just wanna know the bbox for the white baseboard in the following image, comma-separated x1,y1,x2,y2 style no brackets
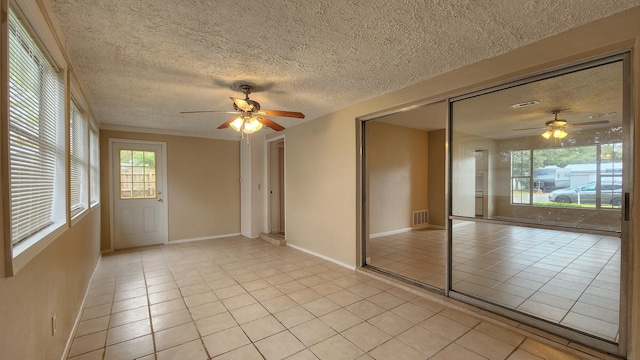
61,255,102,360
369,227,412,239
168,233,242,244
286,243,356,271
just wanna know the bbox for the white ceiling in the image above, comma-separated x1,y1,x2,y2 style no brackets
47,1,640,140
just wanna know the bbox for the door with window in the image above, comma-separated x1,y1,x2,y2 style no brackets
111,141,166,249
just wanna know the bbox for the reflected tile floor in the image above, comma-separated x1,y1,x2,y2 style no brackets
369,223,621,342
68,236,615,360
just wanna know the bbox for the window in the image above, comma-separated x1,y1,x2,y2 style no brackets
510,150,531,204
70,100,88,217
510,144,622,208
8,9,65,247
90,126,100,206
119,150,156,199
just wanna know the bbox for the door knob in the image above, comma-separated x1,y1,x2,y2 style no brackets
157,198,163,202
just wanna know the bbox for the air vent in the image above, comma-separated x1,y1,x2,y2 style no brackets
509,100,540,109
412,210,429,227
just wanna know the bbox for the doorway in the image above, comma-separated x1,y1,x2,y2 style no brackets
268,138,285,235
110,139,167,250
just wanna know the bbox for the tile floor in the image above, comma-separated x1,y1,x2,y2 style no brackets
368,221,621,342
66,235,617,360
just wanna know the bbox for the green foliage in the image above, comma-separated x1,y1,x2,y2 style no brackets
532,144,623,169
533,146,596,168
120,150,155,168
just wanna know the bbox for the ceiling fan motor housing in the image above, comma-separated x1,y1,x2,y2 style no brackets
233,99,260,112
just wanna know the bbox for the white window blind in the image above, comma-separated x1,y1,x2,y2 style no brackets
90,127,100,205
8,9,65,245
70,100,88,216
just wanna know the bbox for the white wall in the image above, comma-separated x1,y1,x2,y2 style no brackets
240,135,266,238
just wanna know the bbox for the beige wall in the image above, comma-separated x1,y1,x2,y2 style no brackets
428,129,446,227
0,209,101,360
281,8,640,356
100,130,240,250
366,122,429,235
279,113,357,267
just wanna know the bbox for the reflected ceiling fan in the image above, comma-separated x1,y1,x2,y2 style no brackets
181,84,305,136
513,110,610,139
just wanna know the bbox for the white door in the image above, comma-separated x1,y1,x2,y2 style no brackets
111,141,166,249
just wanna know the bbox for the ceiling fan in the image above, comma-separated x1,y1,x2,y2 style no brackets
513,110,610,139
181,84,305,135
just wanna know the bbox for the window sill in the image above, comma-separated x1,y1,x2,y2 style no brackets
71,207,89,226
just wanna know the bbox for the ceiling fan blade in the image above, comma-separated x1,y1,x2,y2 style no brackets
257,116,285,131
256,110,305,119
512,126,544,131
217,116,240,129
567,120,610,127
180,110,239,114
231,97,254,112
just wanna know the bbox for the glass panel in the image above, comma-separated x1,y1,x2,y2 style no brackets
511,150,531,204
119,149,157,199
364,101,448,290
450,60,623,343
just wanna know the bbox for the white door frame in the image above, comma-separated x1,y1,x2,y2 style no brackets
108,138,169,251
265,135,285,234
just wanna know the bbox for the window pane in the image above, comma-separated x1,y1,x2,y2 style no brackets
512,150,530,177
89,128,100,205
119,149,156,199
70,100,88,216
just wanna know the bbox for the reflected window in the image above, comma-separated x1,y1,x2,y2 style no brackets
511,150,531,204
510,144,622,208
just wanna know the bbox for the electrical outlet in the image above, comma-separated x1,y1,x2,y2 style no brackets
51,314,57,336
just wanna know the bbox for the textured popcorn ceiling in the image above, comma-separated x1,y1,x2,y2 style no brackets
47,0,640,140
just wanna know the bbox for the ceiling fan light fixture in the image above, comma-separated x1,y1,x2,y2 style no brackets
553,129,568,139
229,117,244,132
540,110,569,139
243,117,263,133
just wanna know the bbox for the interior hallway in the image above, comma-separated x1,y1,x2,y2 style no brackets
66,236,615,360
